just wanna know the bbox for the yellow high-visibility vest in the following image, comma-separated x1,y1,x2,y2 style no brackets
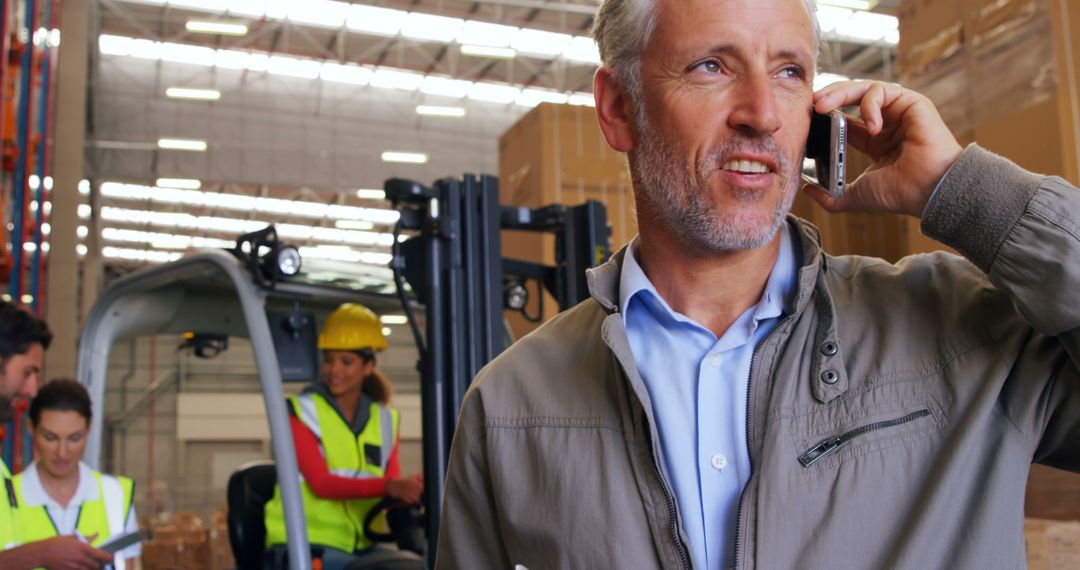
0,460,17,549
265,392,399,553
12,469,134,545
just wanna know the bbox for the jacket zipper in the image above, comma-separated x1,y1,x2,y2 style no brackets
732,315,794,570
642,414,692,570
797,409,931,468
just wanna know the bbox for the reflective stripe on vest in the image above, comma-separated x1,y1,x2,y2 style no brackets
12,470,134,563
264,392,400,553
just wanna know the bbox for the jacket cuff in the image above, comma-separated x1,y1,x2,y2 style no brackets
920,144,1045,273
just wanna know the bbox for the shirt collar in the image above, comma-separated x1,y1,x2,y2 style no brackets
20,461,99,507
619,222,798,326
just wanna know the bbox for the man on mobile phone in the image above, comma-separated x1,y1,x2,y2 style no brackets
437,0,1080,568
0,301,113,570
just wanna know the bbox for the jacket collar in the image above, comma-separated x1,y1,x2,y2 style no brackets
587,216,849,403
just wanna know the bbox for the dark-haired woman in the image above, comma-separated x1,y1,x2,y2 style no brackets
12,378,138,570
264,304,423,569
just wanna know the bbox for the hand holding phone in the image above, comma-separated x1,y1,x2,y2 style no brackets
803,110,847,199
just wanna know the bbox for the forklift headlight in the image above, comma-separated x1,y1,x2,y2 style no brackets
273,246,302,277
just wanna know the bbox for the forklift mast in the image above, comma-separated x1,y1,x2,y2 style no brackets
386,174,611,562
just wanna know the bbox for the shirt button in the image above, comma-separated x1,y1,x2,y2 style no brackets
710,454,728,471
708,353,723,367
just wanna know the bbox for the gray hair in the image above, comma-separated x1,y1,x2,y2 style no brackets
592,0,821,104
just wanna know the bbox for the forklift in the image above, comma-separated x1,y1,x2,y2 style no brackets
78,174,610,569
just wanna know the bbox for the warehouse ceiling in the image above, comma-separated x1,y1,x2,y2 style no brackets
86,0,902,278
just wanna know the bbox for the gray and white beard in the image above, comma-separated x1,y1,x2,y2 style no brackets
629,107,799,254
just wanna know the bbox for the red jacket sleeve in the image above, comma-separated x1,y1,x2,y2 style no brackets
290,414,401,500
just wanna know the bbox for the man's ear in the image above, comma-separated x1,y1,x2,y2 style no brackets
594,67,636,153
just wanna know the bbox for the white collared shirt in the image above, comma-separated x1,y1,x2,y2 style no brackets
19,461,141,559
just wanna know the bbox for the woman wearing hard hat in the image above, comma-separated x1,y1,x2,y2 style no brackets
264,303,424,569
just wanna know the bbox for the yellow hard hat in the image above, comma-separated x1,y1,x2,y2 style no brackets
317,303,388,352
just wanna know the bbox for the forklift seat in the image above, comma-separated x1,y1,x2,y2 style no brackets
227,460,278,570
227,460,426,568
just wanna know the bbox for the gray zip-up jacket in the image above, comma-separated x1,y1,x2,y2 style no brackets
437,145,1080,569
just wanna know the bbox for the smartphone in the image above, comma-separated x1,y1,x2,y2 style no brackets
98,530,145,554
803,110,847,199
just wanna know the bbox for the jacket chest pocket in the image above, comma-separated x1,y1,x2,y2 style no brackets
790,396,943,473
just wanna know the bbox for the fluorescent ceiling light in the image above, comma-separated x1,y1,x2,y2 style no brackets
460,45,517,59
382,327,392,336
102,227,234,250
185,20,248,36
816,6,853,33
381,151,428,164
561,36,601,65
99,34,133,56
457,21,518,47
130,39,162,60
335,220,375,230
157,138,208,151
223,0,264,17
166,87,221,100
76,244,88,256
171,0,219,10
401,13,463,42
268,55,321,79
102,246,183,263
299,246,392,266
100,182,400,225
380,315,408,325
416,105,466,118
420,76,473,98
814,73,851,91
245,53,270,72
320,62,372,85
160,42,216,66
370,68,424,91
99,205,398,247
214,49,251,69
834,11,899,44
77,226,89,238
516,89,568,108
287,0,348,28
346,5,404,37
817,0,876,9
512,29,572,57
155,178,202,189
468,82,520,104
356,189,386,200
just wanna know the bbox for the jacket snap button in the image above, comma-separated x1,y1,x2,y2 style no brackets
820,341,838,356
821,370,839,384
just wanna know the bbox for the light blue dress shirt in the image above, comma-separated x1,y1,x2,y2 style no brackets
619,222,798,570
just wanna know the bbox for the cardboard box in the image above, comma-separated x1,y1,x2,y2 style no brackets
898,0,1080,184
499,103,635,338
143,512,217,569
1026,518,1080,570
